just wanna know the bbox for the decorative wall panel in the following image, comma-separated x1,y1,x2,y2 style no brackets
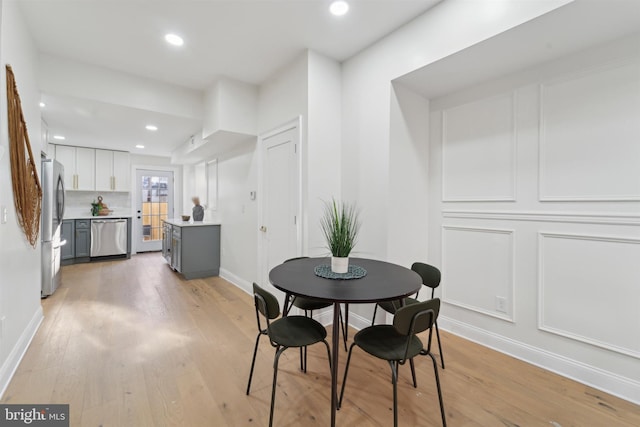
539,61,640,201
442,93,516,201
539,232,640,358
442,226,515,321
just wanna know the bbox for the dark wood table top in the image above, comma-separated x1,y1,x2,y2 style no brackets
269,257,421,303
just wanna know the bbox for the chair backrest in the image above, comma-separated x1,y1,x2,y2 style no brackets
393,298,440,336
253,283,280,320
411,262,441,290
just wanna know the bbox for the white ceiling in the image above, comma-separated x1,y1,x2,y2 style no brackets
22,0,442,156
396,1,640,99
41,93,201,156
21,0,442,90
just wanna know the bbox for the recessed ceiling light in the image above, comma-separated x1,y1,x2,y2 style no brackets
145,124,158,131
164,33,184,46
53,135,65,140
39,102,46,108
330,0,349,16
136,144,145,149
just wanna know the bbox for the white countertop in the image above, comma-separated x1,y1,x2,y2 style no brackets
163,218,221,227
64,214,133,220
64,210,133,220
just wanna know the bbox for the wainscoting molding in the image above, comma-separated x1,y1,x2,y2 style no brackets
441,226,515,322
442,210,640,226
441,92,517,202
0,307,43,399
538,232,640,359
538,58,640,202
439,315,640,405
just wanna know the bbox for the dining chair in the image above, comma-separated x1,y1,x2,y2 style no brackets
371,262,445,369
340,298,446,427
246,283,332,427
283,257,348,372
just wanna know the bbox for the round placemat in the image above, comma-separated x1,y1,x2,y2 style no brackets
314,264,367,280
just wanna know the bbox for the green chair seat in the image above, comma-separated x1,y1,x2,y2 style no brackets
293,296,332,311
354,325,424,361
269,315,328,348
377,297,419,315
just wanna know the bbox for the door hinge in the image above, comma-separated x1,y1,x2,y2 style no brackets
294,216,297,225
294,143,297,154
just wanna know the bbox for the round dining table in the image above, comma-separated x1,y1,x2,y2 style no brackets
269,257,422,427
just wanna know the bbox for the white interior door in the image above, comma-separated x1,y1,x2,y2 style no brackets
260,122,301,289
135,169,174,252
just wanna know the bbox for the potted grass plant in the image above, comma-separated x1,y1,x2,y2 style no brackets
320,199,360,273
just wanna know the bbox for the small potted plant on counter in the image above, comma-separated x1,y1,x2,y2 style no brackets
320,198,360,273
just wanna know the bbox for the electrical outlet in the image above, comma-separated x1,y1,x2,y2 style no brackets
1,206,7,224
495,296,508,313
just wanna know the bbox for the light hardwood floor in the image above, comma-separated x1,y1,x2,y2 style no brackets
2,253,639,426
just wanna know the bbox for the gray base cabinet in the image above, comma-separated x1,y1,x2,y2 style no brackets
60,217,131,264
61,220,75,264
162,221,220,280
75,219,91,260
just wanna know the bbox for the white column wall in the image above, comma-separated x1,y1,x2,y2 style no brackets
342,0,572,325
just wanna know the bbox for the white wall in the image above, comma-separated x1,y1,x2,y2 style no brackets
0,0,44,397
387,83,430,267
193,51,342,294
306,51,342,256
258,52,308,134
202,78,257,137
426,34,640,403
341,0,572,326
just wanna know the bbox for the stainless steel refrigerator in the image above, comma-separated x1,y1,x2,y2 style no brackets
41,158,66,297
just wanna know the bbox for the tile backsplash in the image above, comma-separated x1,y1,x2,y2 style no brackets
64,191,132,218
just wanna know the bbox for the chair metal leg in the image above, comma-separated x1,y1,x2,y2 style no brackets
428,352,447,427
338,342,357,409
409,358,417,388
246,332,262,395
435,321,445,369
304,346,308,373
269,346,287,427
299,347,305,372
322,340,333,372
389,361,399,427
371,304,378,326
339,306,348,351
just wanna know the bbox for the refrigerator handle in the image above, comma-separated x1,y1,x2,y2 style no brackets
57,174,66,222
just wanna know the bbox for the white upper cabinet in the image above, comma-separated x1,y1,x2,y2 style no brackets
112,151,130,191
55,145,95,191
55,145,129,192
95,149,113,191
95,149,130,192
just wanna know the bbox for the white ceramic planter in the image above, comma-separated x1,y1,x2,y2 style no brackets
331,256,349,274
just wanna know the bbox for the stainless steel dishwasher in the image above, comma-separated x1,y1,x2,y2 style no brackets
91,219,128,257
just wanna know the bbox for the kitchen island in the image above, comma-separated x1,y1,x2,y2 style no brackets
162,219,221,279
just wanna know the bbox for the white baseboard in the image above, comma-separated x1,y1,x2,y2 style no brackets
219,268,253,296
0,307,44,399
439,316,640,405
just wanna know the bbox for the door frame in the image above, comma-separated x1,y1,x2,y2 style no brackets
257,117,303,285
130,164,182,254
